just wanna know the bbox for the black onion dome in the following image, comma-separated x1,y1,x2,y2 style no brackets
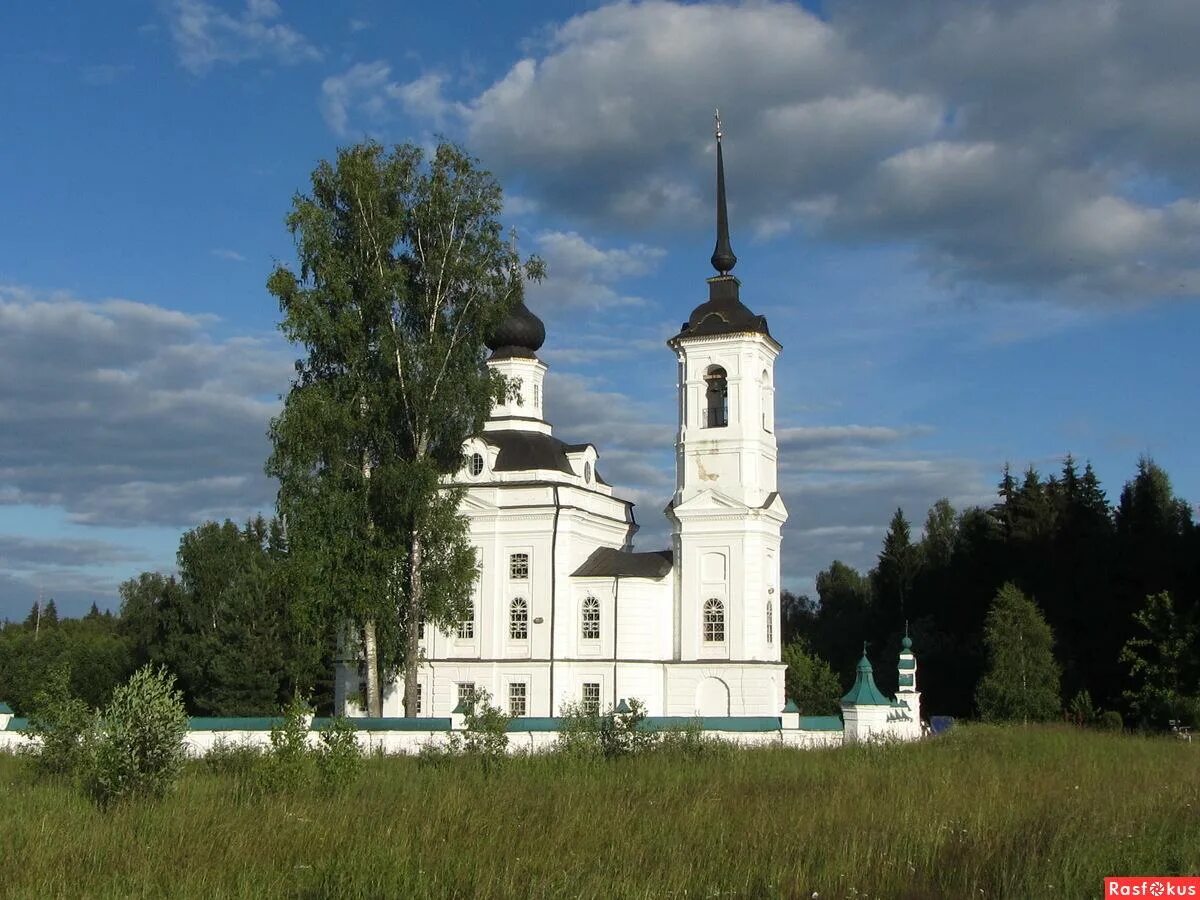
486,300,545,358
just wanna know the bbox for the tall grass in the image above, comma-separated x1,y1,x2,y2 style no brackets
1,725,1196,898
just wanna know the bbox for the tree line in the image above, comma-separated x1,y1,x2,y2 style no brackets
782,454,1200,728
0,517,331,717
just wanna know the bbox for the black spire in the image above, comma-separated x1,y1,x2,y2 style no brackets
710,109,737,276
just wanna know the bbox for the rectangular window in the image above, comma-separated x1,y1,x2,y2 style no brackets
457,682,476,712
508,682,527,717
509,552,529,580
457,600,475,639
582,682,601,716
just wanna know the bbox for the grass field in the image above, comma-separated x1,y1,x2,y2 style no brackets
1,725,1197,899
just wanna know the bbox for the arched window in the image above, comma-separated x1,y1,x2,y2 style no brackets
703,365,728,428
469,452,485,476
766,601,773,644
581,595,601,641
703,598,725,643
457,599,475,639
510,597,528,640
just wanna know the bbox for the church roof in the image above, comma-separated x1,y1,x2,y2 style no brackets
674,276,773,342
840,649,892,707
486,299,545,358
480,430,603,481
572,547,673,579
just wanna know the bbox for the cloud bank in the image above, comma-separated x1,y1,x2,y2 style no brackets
324,0,1200,303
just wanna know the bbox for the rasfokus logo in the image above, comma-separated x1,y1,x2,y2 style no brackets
1105,877,1200,897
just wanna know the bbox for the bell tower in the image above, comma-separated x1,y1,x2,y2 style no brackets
666,112,787,679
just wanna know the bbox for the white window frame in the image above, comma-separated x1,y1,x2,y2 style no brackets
509,552,530,581
457,598,475,640
581,681,601,716
457,681,476,712
703,598,725,644
581,594,601,642
510,596,529,641
508,681,528,717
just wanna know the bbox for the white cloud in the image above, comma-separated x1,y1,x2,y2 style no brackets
353,0,1200,303
0,284,289,528
211,248,246,262
320,62,455,137
526,231,665,312
168,0,320,75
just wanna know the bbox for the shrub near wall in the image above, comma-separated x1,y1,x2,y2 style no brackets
83,666,188,807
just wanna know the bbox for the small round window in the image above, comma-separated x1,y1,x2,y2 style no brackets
470,452,485,476
584,462,592,483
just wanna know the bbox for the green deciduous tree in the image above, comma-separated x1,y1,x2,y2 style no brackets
267,140,541,716
810,560,875,683
1119,591,1199,728
976,583,1061,722
781,639,842,716
920,498,957,571
115,518,319,716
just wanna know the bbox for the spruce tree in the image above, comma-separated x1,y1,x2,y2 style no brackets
874,507,919,629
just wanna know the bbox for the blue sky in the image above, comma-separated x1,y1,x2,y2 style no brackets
2,0,1198,618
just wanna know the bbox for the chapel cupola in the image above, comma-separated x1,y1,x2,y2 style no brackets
486,299,546,360
895,624,922,726
484,298,550,433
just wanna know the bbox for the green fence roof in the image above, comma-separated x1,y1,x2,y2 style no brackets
0,714,845,736
798,716,843,732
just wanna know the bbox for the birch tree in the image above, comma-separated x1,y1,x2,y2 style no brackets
267,141,541,716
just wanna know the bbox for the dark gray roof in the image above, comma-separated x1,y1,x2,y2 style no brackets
572,547,673,579
486,300,545,357
673,275,772,342
481,430,603,480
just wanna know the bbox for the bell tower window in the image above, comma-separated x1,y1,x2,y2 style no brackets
703,366,728,428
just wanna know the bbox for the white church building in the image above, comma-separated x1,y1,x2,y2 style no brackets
333,124,921,732
0,124,929,753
